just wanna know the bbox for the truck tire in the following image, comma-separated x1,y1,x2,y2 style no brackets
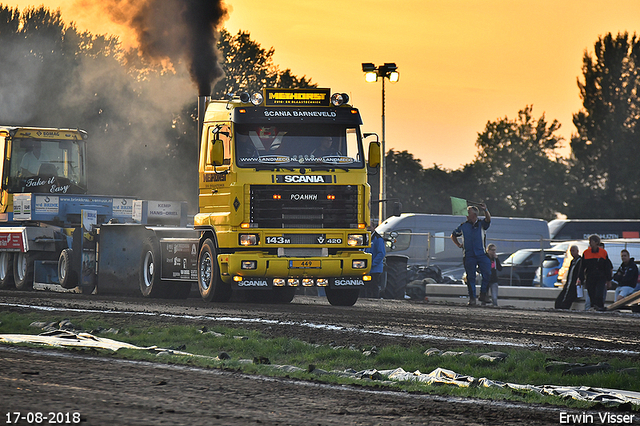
139,237,168,298
166,282,192,299
271,286,296,304
13,252,36,291
0,252,14,289
325,287,359,306
198,238,232,302
58,249,78,289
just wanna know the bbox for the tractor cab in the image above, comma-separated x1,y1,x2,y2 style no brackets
0,127,88,213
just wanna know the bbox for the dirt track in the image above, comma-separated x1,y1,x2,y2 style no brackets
1,290,639,425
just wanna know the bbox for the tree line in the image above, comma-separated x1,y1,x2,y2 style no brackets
386,32,640,221
1,6,638,220
0,5,313,208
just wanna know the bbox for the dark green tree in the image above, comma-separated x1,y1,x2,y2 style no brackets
385,150,427,213
212,29,315,99
471,106,568,220
569,32,640,218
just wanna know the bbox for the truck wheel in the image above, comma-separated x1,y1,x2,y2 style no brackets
13,252,35,291
198,238,231,302
325,287,360,306
167,282,192,299
0,252,14,289
271,286,296,304
58,249,78,289
139,237,168,298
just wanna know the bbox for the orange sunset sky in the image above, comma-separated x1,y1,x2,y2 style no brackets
9,0,640,169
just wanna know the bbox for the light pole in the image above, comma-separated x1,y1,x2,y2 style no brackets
362,62,399,223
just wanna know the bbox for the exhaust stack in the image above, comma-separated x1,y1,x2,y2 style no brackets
198,96,211,147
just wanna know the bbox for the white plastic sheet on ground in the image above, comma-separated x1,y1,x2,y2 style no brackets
0,330,150,351
0,330,215,360
2,332,639,407
378,367,640,406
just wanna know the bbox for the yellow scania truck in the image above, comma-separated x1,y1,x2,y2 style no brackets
195,88,380,306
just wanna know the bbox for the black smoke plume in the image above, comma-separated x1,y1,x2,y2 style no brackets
102,0,228,95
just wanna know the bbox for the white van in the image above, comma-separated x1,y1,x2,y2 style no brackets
376,213,550,275
549,219,640,241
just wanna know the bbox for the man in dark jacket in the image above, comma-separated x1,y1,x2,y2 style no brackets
485,244,502,306
613,249,639,302
555,245,582,309
579,235,612,311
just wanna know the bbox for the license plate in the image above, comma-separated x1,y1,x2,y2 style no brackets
290,260,321,268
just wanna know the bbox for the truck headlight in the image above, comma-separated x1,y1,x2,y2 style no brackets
331,93,349,106
352,260,367,269
241,260,257,270
251,92,264,105
239,234,259,246
347,234,365,246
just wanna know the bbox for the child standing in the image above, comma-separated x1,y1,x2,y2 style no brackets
485,244,502,306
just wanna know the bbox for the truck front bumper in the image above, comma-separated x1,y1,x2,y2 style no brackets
218,250,371,289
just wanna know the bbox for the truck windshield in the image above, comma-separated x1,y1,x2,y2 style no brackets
7,138,86,194
235,123,364,169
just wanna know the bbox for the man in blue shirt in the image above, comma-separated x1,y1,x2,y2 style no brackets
362,225,386,298
451,203,491,306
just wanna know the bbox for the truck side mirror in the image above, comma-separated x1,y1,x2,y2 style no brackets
368,141,381,168
208,139,224,166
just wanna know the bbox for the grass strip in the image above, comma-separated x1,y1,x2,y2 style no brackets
0,310,638,411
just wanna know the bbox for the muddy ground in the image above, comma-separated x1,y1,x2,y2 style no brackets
1,290,639,425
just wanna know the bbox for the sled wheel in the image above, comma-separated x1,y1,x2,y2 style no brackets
0,252,14,289
167,282,192,299
139,237,168,298
58,249,78,289
13,252,36,291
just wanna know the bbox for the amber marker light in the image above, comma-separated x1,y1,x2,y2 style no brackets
358,223,366,229
273,194,282,200
240,223,250,229
327,194,336,200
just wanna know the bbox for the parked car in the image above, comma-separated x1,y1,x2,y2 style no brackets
533,254,564,287
461,252,516,284
498,249,565,286
557,239,640,285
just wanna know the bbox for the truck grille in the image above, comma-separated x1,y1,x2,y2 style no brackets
250,185,359,229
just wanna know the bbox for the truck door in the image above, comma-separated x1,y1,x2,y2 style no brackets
201,124,232,218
